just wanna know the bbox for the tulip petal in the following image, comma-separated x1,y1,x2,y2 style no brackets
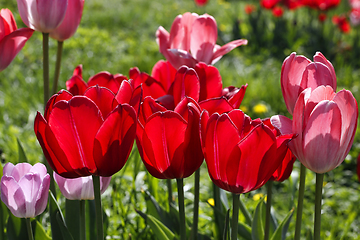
87,72,127,95
300,62,335,92
171,66,200,106
170,12,198,51
302,100,342,173
66,75,88,96
199,97,234,115
195,63,223,101
44,90,73,120
211,39,248,64
190,14,217,64
313,52,336,89
34,174,50,216
93,104,137,176
151,60,177,93
17,173,42,218
84,86,117,119
1,176,23,217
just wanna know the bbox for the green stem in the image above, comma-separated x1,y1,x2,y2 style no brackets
92,175,104,240
167,179,173,209
26,218,34,240
264,181,273,240
314,173,324,240
52,41,64,94
42,32,50,106
213,183,223,240
80,200,86,240
239,194,252,226
191,168,200,240
176,178,186,240
231,193,240,240
294,163,306,240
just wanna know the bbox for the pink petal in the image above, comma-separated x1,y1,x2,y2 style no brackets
169,12,198,51
18,173,42,217
300,62,336,91
34,174,50,216
313,52,336,89
0,9,17,38
190,14,217,64
211,39,248,64
270,115,293,135
1,176,23,217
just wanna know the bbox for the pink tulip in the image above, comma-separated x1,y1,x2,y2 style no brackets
53,172,111,200
0,9,34,72
50,0,84,41
156,12,248,69
271,86,358,173
281,52,336,115
17,0,68,33
1,162,50,218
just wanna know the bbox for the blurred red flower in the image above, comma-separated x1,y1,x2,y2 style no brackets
272,6,284,17
332,15,351,33
245,4,256,14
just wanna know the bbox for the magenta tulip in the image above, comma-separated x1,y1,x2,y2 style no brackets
17,0,68,33
1,163,50,218
156,12,248,69
50,0,85,41
281,52,337,115
0,9,34,72
271,86,358,173
53,172,111,200
34,86,137,178
200,109,294,194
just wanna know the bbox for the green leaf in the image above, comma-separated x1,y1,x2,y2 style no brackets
251,198,266,240
7,214,27,240
56,212,74,240
238,221,252,240
0,197,8,240
65,200,80,240
223,209,230,240
136,210,176,240
32,219,52,240
49,191,70,240
86,200,96,240
17,138,28,163
270,208,294,240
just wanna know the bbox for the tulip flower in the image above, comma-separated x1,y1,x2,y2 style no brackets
156,12,248,69
17,0,68,33
1,162,50,218
281,52,336,115
194,0,208,6
137,96,203,179
271,85,358,173
200,109,294,194
34,86,137,178
50,0,84,41
54,172,111,200
0,9,34,72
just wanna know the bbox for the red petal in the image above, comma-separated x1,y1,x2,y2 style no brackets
195,63,223,101
84,86,117,119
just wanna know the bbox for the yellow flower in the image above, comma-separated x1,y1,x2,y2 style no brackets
207,198,215,206
253,193,264,201
253,103,268,114
240,106,248,113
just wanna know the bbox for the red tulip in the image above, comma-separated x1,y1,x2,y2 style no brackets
17,0,68,33
194,0,208,6
156,12,248,69
281,52,336,115
261,0,281,9
200,109,294,194
332,15,351,33
50,0,85,41
272,6,284,17
0,9,34,72
136,96,203,179
350,9,360,26
302,0,340,10
34,86,137,178
245,4,256,14
271,86,358,173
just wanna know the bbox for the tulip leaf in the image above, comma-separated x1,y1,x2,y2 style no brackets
49,191,71,240
6,214,27,240
56,212,74,240
65,200,80,240
270,208,294,240
0,196,7,240
238,221,252,240
17,138,28,163
136,209,176,240
251,198,266,240
223,209,230,240
32,219,52,240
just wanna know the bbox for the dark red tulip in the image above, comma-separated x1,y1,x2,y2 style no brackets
200,109,294,194
34,86,137,178
136,96,203,179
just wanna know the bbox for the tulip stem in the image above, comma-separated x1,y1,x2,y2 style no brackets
231,193,240,240
176,178,186,240
213,183,223,240
80,200,86,240
26,218,34,240
239,195,252,226
294,164,306,240
52,41,64,95
264,181,273,240
92,175,104,240
42,32,50,106
191,168,200,240
314,173,324,240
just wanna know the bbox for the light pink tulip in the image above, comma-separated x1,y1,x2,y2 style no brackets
271,86,358,173
156,12,248,69
50,0,85,41
17,0,68,33
0,9,34,72
1,162,50,218
53,172,111,200
281,52,337,115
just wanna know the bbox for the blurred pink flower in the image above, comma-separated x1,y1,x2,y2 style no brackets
54,172,111,200
50,0,85,41
17,0,68,32
156,12,247,69
0,9,34,72
1,163,50,218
